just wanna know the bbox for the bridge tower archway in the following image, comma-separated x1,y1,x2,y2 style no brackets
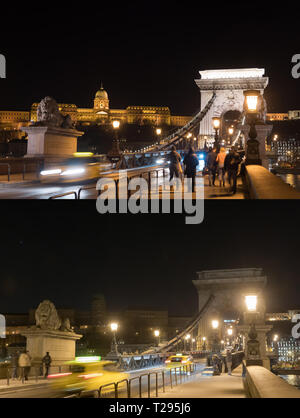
195,68,269,148
192,268,268,351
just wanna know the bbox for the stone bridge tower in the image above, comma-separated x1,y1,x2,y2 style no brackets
192,268,268,351
195,69,270,161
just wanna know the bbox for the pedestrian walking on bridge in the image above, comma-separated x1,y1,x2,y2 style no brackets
226,349,233,375
224,146,241,194
183,147,199,192
169,145,182,183
42,352,52,378
205,147,217,186
18,350,31,381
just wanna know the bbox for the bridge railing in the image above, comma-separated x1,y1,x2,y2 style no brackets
48,163,170,200
207,351,245,373
97,363,197,398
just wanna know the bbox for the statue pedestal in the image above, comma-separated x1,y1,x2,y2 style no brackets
21,328,82,367
239,124,273,169
237,324,273,370
21,126,83,158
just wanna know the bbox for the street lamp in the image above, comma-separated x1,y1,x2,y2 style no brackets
156,128,162,144
192,338,196,351
212,320,219,329
245,295,257,312
211,320,220,353
202,336,207,351
184,334,191,351
110,322,119,355
243,90,263,165
244,294,262,365
228,126,234,146
112,119,120,139
154,329,160,346
112,120,120,130
212,117,221,151
107,120,123,165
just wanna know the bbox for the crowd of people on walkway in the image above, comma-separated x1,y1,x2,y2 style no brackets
205,146,241,194
169,145,199,193
8,350,52,381
168,144,242,195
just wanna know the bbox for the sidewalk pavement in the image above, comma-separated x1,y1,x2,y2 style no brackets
202,174,245,199
159,364,246,398
0,376,48,393
0,172,39,187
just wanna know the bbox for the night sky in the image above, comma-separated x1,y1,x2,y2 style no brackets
1,3,300,113
0,201,299,316
0,5,299,317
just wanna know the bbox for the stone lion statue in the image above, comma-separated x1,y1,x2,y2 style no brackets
60,318,72,332
34,96,74,129
35,300,61,330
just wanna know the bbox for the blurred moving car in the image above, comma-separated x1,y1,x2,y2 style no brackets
40,153,112,183
164,353,193,372
48,356,129,396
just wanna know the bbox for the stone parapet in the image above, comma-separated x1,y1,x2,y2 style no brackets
245,165,300,199
244,364,300,398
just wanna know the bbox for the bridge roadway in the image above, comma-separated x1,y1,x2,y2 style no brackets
0,361,246,398
0,362,207,398
0,171,245,199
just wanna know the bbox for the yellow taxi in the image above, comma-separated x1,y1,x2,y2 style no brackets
164,354,193,372
40,153,112,183
47,356,129,396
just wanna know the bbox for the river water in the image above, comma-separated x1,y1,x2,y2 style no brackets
280,374,300,389
277,174,300,192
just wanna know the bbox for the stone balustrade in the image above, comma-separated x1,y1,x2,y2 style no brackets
244,364,300,398
244,165,300,199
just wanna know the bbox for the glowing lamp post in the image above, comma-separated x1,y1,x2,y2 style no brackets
154,329,160,346
212,117,221,151
211,320,220,354
107,120,122,164
112,119,120,130
228,127,234,146
192,338,196,351
227,328,234,346
110,322,119,355
156,128,162,145
112,120,120,141
184,334,191,352
245,295,257,312
243,90,263,165
244,294,262,365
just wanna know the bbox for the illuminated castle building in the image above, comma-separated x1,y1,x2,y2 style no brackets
29,85,192,127
0,85,192,144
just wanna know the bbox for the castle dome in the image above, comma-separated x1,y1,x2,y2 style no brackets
95,83,108,100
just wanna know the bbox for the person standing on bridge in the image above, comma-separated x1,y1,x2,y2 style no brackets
42,351,52,378
205,147,217,186
18,350,31,381
224,146,241,194
216,147,227,187
169,145,182,185
183,147,199,193
226,349,233,375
